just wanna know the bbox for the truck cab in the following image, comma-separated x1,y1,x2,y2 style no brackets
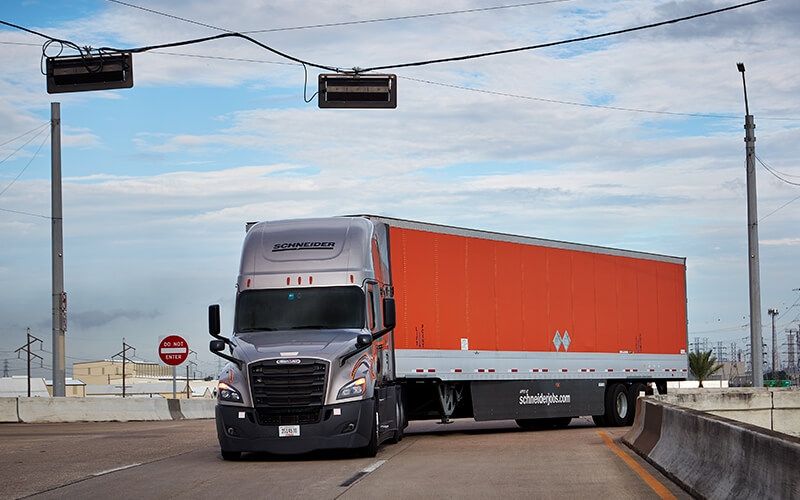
208,217,402,459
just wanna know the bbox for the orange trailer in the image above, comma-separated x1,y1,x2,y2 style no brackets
374,217,687,427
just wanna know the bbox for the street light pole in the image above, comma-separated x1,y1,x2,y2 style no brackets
51,102,66,397
737,62,763,388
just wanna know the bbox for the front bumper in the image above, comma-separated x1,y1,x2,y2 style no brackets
216,399,374,455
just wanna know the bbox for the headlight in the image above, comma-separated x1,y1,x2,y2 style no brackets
218,381,242,402
337,377,366,400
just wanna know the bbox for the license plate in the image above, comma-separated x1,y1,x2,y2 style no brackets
279,425,300,437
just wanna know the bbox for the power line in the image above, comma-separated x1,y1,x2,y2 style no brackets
759,194,800,222
0,122,50,165
757,155,800,187
0,207,50,219
0,0,769,76
105,0,574,34
359,0,768,72
0,128,49,198
400,75,742,119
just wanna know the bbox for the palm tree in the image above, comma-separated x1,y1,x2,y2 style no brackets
688,349,722,388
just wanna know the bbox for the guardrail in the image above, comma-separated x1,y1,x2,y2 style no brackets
624,395,800,500
0,397,215,423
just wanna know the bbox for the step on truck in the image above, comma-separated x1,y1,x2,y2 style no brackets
209,216,687,459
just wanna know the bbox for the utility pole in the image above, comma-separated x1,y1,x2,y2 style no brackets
15,328,43,397
113,340,135,398
768,308,779,375
737,63,763,388
51,102,66,398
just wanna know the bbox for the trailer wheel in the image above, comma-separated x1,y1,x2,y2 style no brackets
221,449,241,461
625,383,646,425
604,383,629,427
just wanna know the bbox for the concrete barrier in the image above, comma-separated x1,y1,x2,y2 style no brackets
180,399,216,419
624,397,800,500
653,387,800,436
0,397,19,423
11,397,215,423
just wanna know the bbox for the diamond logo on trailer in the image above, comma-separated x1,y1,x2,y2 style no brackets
561,331,571,351
553,331,571,352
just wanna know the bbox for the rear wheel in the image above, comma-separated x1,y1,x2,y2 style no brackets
604,383,629,427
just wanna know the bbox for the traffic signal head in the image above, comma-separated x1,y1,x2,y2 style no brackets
318,74,397,109
46,53,134,94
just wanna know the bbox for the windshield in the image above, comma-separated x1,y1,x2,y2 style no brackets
235,286,364,332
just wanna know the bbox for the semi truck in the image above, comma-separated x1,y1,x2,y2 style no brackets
208,215,687,459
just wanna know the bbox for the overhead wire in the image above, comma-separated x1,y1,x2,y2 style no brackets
0,127,50,198
1,0,770,75
105,0,575,34
0,122,50,163
359,0,768,72
756,155,800,187
399,75,742,119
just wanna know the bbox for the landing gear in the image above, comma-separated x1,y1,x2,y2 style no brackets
436,383,463,424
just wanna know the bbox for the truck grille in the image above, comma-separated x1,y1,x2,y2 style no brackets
249,359,328,426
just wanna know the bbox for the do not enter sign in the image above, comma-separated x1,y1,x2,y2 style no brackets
159,335,189,366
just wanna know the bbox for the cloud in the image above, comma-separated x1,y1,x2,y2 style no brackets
67,309,161,329
761,238,800,246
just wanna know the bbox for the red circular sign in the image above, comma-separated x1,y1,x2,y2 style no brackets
159,335,189,366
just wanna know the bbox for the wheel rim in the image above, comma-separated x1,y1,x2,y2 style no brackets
615,391,628,419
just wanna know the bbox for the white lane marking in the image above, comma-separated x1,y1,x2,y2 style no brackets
362,460,386,473
91,463,142,476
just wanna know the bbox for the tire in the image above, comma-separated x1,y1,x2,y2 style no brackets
591,415,607,427
388,398,404,444
626,383,646,425
360,400,379,458
603,383,629,427
221,449,241,461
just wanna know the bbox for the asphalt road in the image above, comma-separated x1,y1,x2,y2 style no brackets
0,416,690,499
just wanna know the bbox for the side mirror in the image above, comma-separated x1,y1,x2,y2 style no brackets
209,304,221,337
382,297,396,330
356,334,373,348
210,339,226,352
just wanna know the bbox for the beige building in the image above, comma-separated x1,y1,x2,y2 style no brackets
73,360,173,385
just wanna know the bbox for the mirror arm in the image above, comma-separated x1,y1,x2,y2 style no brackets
211,349,243,370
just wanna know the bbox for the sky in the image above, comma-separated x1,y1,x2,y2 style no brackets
1,0,799,381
